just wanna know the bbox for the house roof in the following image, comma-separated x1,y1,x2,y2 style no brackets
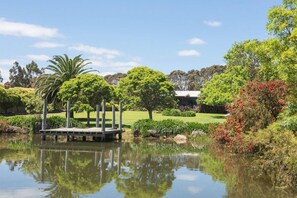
175,91,200,98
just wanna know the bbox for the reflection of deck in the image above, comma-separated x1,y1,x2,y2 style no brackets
39,142,123,182
40,127,123,141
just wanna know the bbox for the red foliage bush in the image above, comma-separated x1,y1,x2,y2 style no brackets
212,81,288,153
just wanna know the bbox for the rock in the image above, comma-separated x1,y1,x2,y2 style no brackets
191,130,206,137
133,130,140,137
4,125,29,134
148,130,160,137
173,134,187,144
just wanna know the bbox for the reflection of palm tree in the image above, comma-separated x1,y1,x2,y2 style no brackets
36,54,94,103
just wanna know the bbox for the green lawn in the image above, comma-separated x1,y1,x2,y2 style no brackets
49,111,226,128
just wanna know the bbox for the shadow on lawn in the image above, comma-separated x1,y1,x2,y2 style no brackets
210,115,226,119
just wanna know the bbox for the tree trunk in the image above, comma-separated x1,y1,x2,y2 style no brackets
87,111,90,127
148,110,153,120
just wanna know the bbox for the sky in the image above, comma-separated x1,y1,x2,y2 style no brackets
0,0,282,82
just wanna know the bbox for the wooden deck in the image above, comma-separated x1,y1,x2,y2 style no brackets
40,127,123,141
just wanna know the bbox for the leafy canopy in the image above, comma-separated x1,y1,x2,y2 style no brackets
199,66,250,106
118,66,176,119
58,74,112,113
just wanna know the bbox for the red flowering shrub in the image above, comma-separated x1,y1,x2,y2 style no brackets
213,81,288,153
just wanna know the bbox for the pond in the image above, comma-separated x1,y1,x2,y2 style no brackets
0,135,296,198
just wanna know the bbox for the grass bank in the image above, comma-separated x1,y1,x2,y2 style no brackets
49,111,226,128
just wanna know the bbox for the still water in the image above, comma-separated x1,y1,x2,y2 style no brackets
0,135,296,198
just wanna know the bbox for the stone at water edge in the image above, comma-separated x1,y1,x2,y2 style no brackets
148,129,160,137
173,134,187,144
191,130,206,137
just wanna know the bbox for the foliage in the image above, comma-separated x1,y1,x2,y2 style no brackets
162,108,196,117
58,74,112,125
224,39,282,81
58,74,112,112
253,124,297,187
36,54,93,103
0,85,22,113
7,61,43,88
213,81,288,153
6,87,43,113
7,115,84,132
266,0,297,96
132,119,217,137
7,115,40,132
132,119,158,137
47,116,85,129
199,66,250,106
118,66,176,119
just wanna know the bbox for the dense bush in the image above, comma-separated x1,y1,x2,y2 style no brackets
213,81,288,153
154,119,187,136
132,119,217,137
7,115,85,133
162,109,196,117
253,124,297,187
132,119,157,137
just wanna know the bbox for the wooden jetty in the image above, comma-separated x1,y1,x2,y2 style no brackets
40,99,124,141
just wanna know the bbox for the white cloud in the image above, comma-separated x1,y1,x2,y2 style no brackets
0,59,16,65
188,37,206,45
69,44,121,59
204,20,222,27
176,174,198,181
89,57,141,74
0,18,61,38
177,50,200,57
0,188,47,198
187,186,203,194
26,54,50,61
33,41,65,48
0,59,16,82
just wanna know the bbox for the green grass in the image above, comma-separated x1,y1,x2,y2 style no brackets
49,111,226,128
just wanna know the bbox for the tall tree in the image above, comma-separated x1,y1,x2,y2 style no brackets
7,61,43,88
118,66,176,120
58,74,112,126
36,54,93,103
267,0,297,92
199,66,250,106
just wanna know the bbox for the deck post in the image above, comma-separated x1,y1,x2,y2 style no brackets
102,99,106,134
119,101,123,139
112,104,115,129
66,100,71,128
96,104,100,128
42,99,47,130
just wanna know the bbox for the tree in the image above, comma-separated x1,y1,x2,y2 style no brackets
58,74,112,126
36,54,93,104
118,66,176,120
8,61,43,88
224,38,284,82
267,0,297,93
199,66,250,106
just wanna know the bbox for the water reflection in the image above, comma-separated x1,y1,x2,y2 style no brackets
0,135,296,198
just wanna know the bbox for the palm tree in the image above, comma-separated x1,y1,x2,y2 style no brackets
36,54,94,103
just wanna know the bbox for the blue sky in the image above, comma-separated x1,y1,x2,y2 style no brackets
0,0,282,82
